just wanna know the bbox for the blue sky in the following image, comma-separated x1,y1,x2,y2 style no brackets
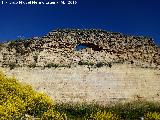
0,0,160,45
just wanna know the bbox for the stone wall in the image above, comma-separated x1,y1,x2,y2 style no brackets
1,64,160,104
0,29,159,104
0,29,159,68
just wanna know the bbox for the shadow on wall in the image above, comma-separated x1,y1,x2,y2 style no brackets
75,43,103,51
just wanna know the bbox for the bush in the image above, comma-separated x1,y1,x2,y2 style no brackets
42,109,67,120
86,111,119,120
144,112,160,120
55,103,102,119
0,71,65,119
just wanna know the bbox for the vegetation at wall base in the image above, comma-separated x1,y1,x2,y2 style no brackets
55,101,160,120
144,112,160,120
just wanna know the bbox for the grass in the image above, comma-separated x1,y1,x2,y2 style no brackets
54,101,160,120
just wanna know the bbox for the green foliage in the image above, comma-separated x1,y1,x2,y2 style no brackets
78,61,94,66
78,61,112,68
109,101,160,120
112,59,124,64
0,71,65,119
55,103,103,119
45,63,60,68
8,62,17,70
55,101,160,120
45,63,71,68
86,111,119,120
144,112,160,120
95,62,105,68
42,109,67,120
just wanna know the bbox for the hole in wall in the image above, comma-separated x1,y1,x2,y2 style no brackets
75,44,88,51
75,43,103,51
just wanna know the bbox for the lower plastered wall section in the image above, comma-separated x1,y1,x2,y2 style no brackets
1,64,160,104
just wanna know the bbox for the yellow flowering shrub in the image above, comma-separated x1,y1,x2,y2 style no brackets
42,109,67,120
144,112,160,120
0,71,66,120
86,110,119,120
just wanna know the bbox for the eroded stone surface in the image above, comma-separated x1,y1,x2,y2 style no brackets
0,29,159,68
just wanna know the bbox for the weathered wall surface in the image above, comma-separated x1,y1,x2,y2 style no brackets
0,29,159,68
1,64,160,104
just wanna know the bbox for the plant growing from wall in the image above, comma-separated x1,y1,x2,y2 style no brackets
33,55,38,63
45,63,59,68
78,61,94,66
95,62,104,68
8,62,17,70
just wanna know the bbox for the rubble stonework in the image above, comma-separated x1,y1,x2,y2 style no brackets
0,29,159,68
